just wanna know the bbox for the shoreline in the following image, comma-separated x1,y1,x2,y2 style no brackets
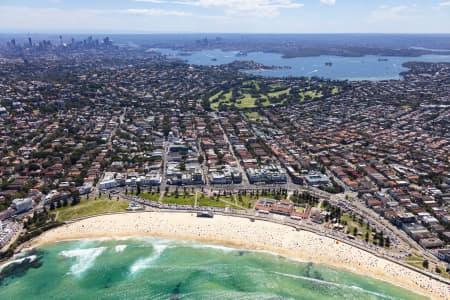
21,212,450,299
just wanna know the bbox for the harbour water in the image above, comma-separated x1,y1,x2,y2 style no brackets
0,238,428,299
157,48,450,80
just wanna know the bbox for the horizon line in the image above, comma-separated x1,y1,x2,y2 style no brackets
1,32,450,36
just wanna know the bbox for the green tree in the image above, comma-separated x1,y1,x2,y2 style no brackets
136,184,141,195
71,190,80,206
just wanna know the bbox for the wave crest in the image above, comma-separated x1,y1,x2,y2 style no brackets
60,247,106,276
0,255,38,273
130,244,167,274
189,244,237,253
273,272,395,299
115,245,127,253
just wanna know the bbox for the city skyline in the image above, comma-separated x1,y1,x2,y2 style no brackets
1,0,450,34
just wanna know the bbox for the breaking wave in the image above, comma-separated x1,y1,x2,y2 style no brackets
60,247,106,276
130,244,167,274
188,243,237,253
115,245,127,253
273,272,396,299
0,255,37,273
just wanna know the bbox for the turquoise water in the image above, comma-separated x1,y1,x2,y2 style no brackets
0,238,428,300
157,48,450,80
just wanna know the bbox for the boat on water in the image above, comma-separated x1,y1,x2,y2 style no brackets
236,51,247,57
378,58,389,62
177,52,192,57
211,58,218,61
325,62,333,67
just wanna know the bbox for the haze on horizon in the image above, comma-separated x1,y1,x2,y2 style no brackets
0,0,450,34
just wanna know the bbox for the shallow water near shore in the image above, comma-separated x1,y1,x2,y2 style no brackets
0,238,428,300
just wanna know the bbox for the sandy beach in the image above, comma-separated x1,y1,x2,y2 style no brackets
29,212,449,300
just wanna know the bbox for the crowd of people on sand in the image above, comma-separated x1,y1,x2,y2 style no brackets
126,194,411,262
33,212,449,300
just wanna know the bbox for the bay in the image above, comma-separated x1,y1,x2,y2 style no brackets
157,48,450,81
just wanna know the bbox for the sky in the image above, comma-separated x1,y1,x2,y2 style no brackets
0,0,449,34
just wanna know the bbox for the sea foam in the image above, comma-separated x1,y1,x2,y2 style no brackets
115,245,127,253
60,247,106,276
130,244,167,274
0,255,37,273
186,243,237,253
273,272,395,300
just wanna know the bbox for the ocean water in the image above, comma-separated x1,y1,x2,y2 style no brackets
156,48,450,80
0,238,428,300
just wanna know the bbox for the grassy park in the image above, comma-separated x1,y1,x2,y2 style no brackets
52,196,129,222
404,253,427,269
198,195,240,208
299,90,323,102
48,189,263,223
340,213,375,243
208,78,341,110
140,192,161,201
402,253,450,279
268,88,291,98
141,191,243,209
245,111,261,120
210,90,233,110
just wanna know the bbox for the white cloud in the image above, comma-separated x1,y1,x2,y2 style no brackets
0,6,193,32
138,0,304,18
0,6,112,32
432,1,450,11
368,5,417,23
135,0,168,3
188,0,305,18
320,0,336,5
127,8,191,16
